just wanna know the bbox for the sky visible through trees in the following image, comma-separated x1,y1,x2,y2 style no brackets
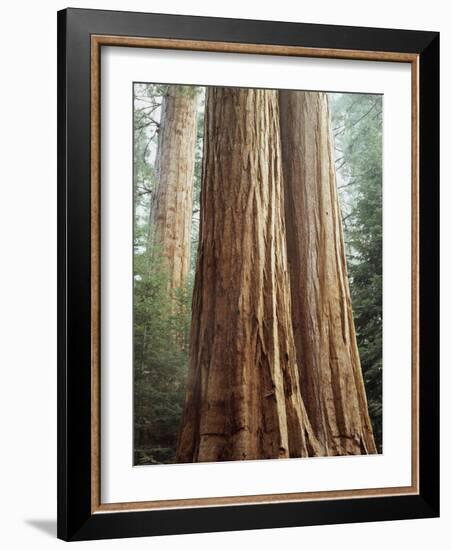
133,84,382,465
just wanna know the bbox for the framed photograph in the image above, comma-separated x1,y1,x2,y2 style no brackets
57,8,439,541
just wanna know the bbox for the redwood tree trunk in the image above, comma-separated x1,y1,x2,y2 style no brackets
149,85,198,290
279,91,377,455
177,87,322,463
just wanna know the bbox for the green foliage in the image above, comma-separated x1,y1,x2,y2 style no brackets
132,83,204,465
330,93,383,451
133,249,192,465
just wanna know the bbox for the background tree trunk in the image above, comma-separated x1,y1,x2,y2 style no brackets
149,85,198,290
279,91,377,455
177,87,322,463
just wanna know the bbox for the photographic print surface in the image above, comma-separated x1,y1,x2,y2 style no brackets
133,84,382,466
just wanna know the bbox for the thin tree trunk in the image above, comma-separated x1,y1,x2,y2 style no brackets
279,91,377,455
148,85,198,290
177,87,322,463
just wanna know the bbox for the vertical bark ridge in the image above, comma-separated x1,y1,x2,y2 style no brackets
177,87,322,463
149,85,198,290
279,90,377,455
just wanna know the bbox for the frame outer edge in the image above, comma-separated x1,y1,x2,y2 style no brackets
418,32,440,515
57,8,68,542
57,8,440,540
58,7,97,540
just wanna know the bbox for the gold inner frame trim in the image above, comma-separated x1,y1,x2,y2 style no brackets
90,34,420,514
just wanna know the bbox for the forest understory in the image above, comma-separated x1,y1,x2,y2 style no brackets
133,84,383,465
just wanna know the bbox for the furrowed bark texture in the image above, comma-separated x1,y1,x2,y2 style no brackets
149,85,198,289
177,88,322,463
279,91,377,455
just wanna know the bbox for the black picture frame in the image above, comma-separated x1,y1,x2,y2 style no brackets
57,7,439,541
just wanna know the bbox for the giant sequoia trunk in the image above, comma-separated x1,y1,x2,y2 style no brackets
177,88,322,463
279,91,377,455
149,85,198,290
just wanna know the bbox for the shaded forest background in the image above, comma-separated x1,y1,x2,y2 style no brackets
133,84,382,465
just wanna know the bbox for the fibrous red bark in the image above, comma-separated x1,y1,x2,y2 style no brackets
177,87,322,462
149,85,198,290
279,91,377,455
